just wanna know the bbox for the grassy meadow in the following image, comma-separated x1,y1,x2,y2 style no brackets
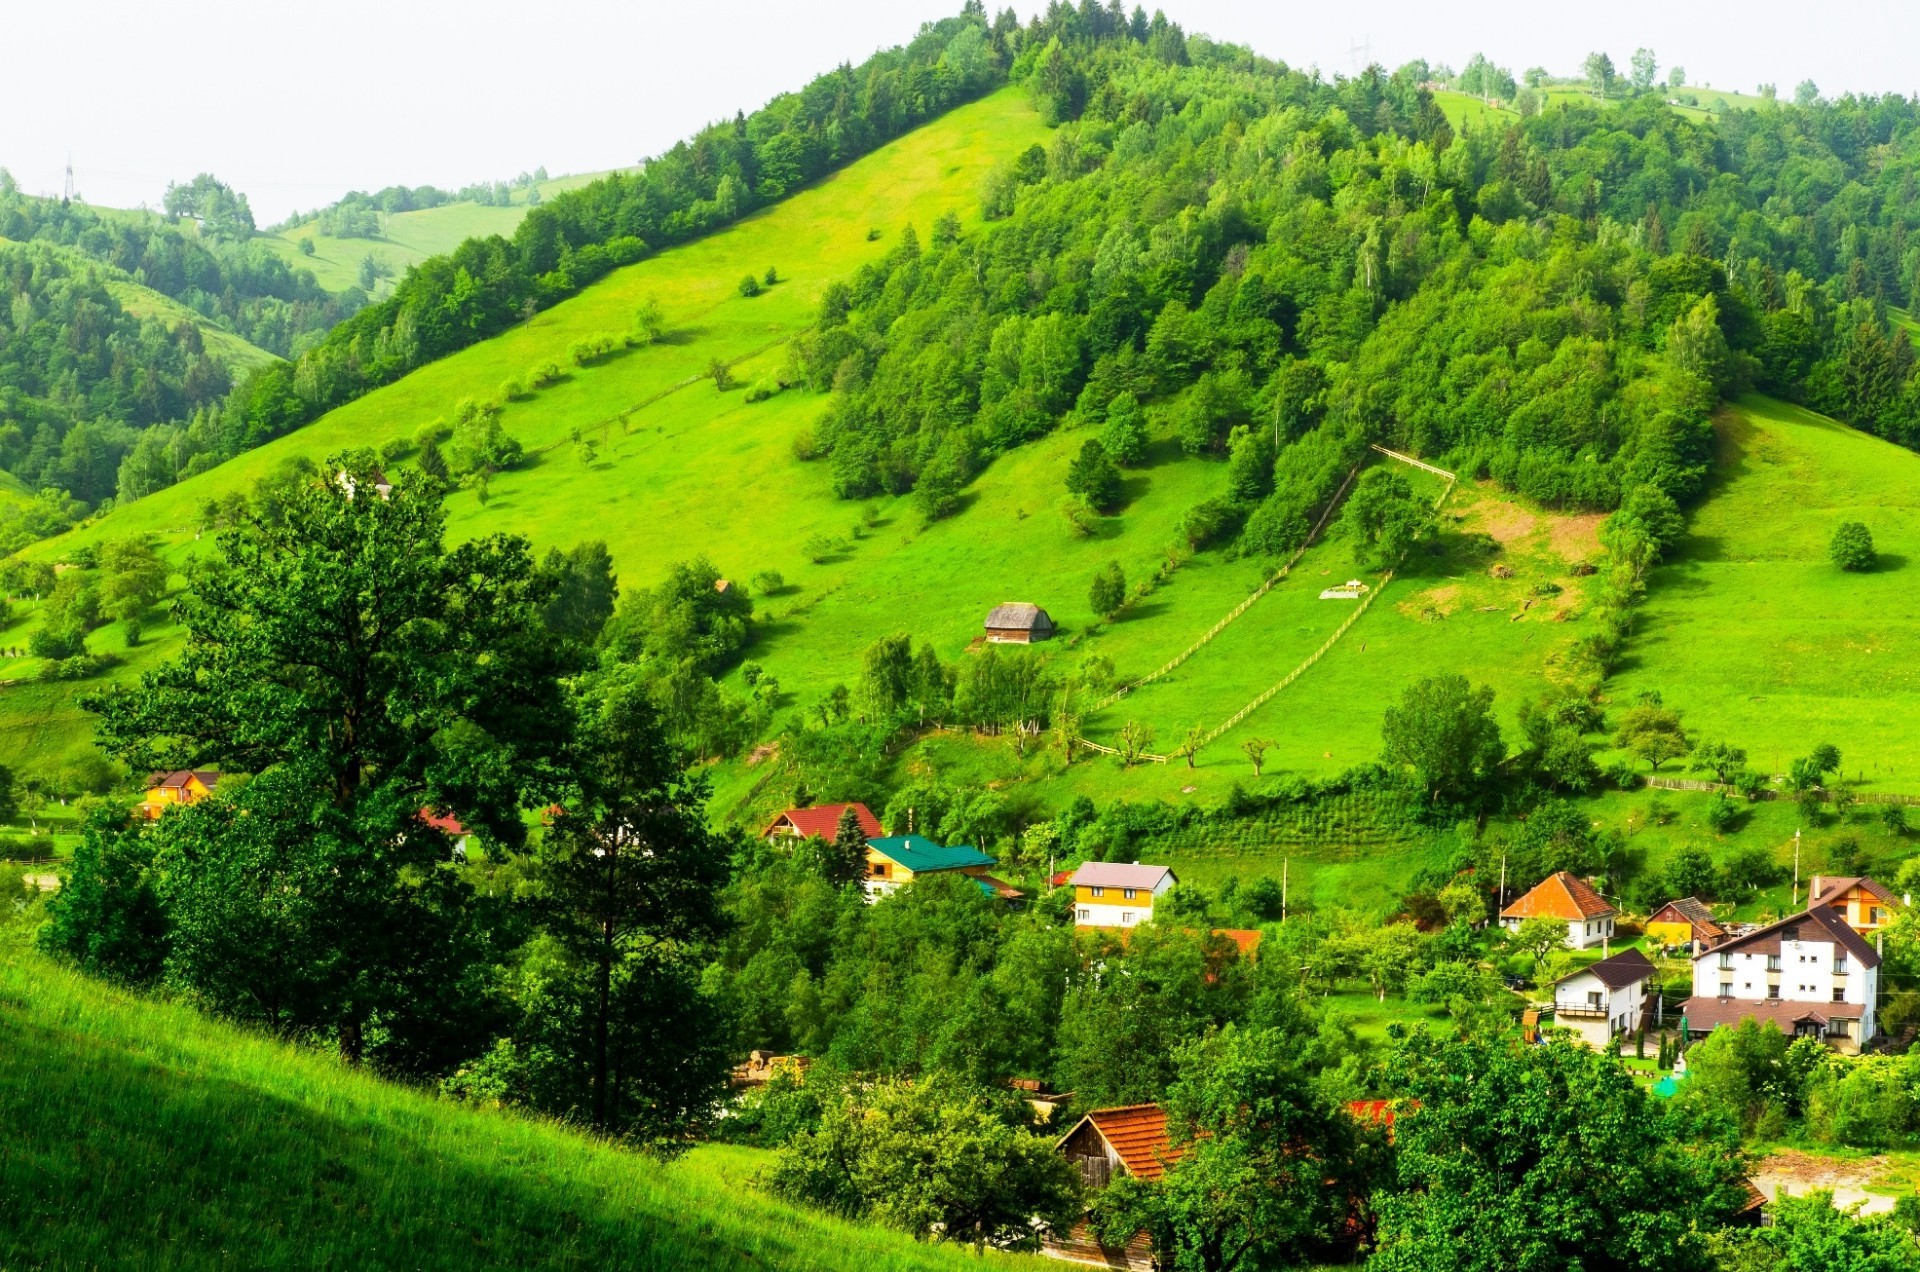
0,925,1045,1272
1614,394,1920,789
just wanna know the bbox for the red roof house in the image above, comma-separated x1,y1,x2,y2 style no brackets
762,802,883,841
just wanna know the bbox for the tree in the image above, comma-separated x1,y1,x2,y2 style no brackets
75,454,572,1064
97,536,168,623
1668,65,1686,90
1089,562,1127,617
1508,914,1569,970
1094,1024,1387,1271
1381,674,1505,806
1629,48,1658,93
1373,1035,1752,1272
710,358,737,391
738,273,763,297
1665,845,1718,899
1830,521,1876,571
1173,725,1204,769
1240,737,1271,777
1582,51,1616,98
1691,739,1749,784
1119,719,1155,767
770,1074,1081,1248
1615,701,1691,772
1100,391,1149,465
1790,744,1842,793
536,540,617,643
1340,467,1433,571
1714,1189,1920,1271
1794,80,1821,107
1065,438,1123,512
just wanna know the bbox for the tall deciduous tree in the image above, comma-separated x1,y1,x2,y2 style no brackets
1381,674,1505,806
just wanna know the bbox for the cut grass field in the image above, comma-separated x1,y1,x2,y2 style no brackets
1614,394,1920,792
0,928,1045,1271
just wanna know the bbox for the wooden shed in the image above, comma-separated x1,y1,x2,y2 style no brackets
984,602,1053,644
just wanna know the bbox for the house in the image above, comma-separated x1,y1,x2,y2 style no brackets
1071,862,1177,928
862,834,1021,902
1808,875,1904,937
1675,906,1880,1053
1551,947,1656,1047
730,1050,807,1088
1647,896,1728,954
419,809,473,860
1499,870,1616,950
761,802,883,842
139,769,221,820
984,602,1054,644
335,468,393,499
1045,1105,1182,1270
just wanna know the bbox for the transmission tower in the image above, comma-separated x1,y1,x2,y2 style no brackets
1348,34,1372,77
62,155,74,203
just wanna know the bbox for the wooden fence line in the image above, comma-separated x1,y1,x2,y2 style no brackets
1645,774,1920,806
1091,461,1365,712
1073,736,1169,763
1368,443,1458,481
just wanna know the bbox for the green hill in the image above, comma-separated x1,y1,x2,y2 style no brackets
1615,393,1920,787
0,929,1040,1272
261,170,624,295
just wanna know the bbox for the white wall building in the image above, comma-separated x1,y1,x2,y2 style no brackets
1498,870,1617,951
1679,906,1880,1053
1070,862,1176,928
1552,948,1656,1048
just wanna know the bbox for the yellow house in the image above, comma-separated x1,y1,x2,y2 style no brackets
1647,896,1727,953
140,770,221,820
1809,876,1904,936
1070,862,1177,929
862,835,1022,903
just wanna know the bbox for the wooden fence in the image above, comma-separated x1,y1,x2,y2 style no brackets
1645,774,1920,806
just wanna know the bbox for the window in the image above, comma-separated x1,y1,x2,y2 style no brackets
1077,908,1091,921
1781,926,1799,942
1718,953,1734,969
1766,955,1781,972
1872,907,1887,924
869,863,886,877
1718,982,1733,999
1835,956,1848,975
1121,911,1134,925
1123,888,1136,900
1833,987,1846,1003
1587,991,1602,1010
1091,887,1104,898
1767,985,1780,1000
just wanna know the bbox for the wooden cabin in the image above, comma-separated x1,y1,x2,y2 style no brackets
984,602,1053,644
139,770,221,820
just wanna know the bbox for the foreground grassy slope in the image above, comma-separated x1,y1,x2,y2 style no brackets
0,934,1039,1271
1616,394,1920,788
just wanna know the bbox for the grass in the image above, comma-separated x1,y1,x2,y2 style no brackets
262,169,628,294
0,927,1045,1271
1614,394,1920,792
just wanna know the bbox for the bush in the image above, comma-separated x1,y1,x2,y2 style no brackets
1089,562,1127,617
1830,521,1875,571
738,274,763,297
527,360,566,388
1180,498,1243,550
568,334,621,366
499,376,529,400
711,359,738,391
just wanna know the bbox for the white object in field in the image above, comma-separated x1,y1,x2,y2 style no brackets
1319,578,1370,600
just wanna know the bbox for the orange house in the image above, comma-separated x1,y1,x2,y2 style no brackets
139,770,221,820
1808,875,1905,936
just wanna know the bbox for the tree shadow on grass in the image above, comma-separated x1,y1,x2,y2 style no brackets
1871,553,1909,574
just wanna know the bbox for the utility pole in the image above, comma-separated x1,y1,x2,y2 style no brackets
1499,852,1508,910
62,154,75,204
1792,829,1801,908
1281,858,1289,923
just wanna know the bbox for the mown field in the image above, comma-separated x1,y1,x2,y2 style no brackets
0,924,1045,1272
1614,394,1920,789
262,168,626,294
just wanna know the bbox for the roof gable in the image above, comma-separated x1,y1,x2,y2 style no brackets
1558,947,1656,990
1073,862,1175,891
1650,896,1724,935
1811,875,1900,908
867,835,996,873
984,602,1050,630
764,802,883,840
1500,871,1615,921
1059,1105,1183,1181
1705,905,1881,969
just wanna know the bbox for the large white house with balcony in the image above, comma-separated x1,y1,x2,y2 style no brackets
1552,948,1656,1048
1676,905,1880,1053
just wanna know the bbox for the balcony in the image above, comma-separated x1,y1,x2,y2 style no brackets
1554,1005,1609,1020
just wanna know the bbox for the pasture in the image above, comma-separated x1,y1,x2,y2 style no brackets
1614,395,1920,792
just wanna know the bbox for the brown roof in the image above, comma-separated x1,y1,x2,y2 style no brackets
1706,905,1881,970
1214,928,1264,958
1810,876,1901,908
1500,871,1615,921
763,802,883,840
1674,996,1854,1032
984,602,1051,631
1064,1105,1185,1181
148,769,221,791
1651,896,1725,937
1557,946,1656,991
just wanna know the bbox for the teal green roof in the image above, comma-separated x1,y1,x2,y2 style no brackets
867,835,995,873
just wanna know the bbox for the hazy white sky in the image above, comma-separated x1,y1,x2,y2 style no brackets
5,0,1918,223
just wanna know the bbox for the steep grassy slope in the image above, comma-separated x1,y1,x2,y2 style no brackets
263,169,625,294
1615,394,1920,787
0,931,1042,1271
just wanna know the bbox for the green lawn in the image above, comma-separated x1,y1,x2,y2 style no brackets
0,929,1044,1271
1614,394,1920,792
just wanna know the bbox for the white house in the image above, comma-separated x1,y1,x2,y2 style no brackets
1677,906,1880,1053
1552,947,1655,1048
1499,870,1617,950
1070,862,1176,928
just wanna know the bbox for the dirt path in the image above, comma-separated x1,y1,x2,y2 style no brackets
1752,1149,1898,1216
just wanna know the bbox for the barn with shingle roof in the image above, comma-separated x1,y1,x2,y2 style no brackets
983,602,1053,644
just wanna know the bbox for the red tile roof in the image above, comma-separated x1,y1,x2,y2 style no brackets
1081,1105,1184,1181
1214,928,1264,958
419,810,471,837
1500,871,1615,921
763,802,882,840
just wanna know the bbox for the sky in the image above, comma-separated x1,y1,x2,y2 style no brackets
5,0,1920,224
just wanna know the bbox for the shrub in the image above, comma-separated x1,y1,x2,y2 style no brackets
711,359,738,391
527,360,565,389
738,274,763,298
1180,498,1243,550
763,266,779,286
568,334,621,366
499,376,529,400
1830,521,1876,571
1089,562,1127,617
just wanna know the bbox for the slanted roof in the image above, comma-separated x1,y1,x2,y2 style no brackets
763,802,883,840
984,602,1050,630
1059,1105,1184,1181
1557,946,1656,991
971,872,1025,901
1652,895,1725,936
1704,905,1881,969
1500,871,1615,921
1676,997,1850,1032
1073,862,1176,891
1214,928,1263,959
1810,875,1901,908
148,769,221,792
866,835,995,873
419,810,471,837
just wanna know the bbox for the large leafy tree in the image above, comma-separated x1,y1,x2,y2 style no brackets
70,454,571,1063
1381,674,1506,807
1373,1035,1753,1272
528,668,731,1136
